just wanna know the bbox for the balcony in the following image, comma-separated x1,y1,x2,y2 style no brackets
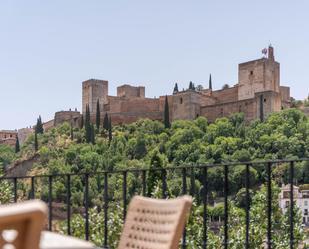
1,158,309,248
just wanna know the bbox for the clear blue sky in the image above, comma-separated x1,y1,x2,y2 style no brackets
1,1,309,130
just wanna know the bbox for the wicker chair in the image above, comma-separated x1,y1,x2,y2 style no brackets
117,195,192,249
0,200,47,249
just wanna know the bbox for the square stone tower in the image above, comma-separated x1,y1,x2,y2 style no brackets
82,79,108,114
238,46,280,101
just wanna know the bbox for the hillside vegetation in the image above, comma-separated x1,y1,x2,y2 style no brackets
1,108,309,248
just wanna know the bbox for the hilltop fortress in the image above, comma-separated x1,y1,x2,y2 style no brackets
0,46,294,147
77,45,290,126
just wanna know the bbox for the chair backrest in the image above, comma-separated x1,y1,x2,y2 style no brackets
117,195,192,249
0,200,47,249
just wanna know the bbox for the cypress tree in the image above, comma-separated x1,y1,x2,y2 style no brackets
80,115,84,129
90,124,95,144
70,125,74,140
85,104,90,128
34,130,38,151
209,74,213,90
85,104,92,143
173,83,179,94
15,136,20,153
147,150,163,196
108,117,112,143
164,95,171,129
103,112,109,131
96,99,100,130
189,81,193,90
36,116,44,134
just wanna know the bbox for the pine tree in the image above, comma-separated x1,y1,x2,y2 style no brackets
209,74,213,90
108,117,112,143
34,130,38,151
15,136,20,153
164,95,171,129
96,99,100,130
103,112,109,131
173,83,179,94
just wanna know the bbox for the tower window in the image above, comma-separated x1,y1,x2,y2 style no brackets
250,71,254,75
180,97,183,104
264,98,267,102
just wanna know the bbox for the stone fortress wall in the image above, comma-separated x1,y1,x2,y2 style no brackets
82,46,291,125
1,46,297,148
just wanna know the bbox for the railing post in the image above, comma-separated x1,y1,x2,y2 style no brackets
182,168,187,249
190,167,196,197
13,178,17,203
30,177,35,199
202,167,208,249
162,169,167,199
48,176,53,231
123,171,127,220
289,161,294,249
84,173,89,241
142,170,146,197
66,174,71,235
267,162,272,249
103,172,109,249
245,164,250,249
224,165,229,249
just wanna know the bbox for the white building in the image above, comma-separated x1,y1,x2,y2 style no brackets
279,184,309,226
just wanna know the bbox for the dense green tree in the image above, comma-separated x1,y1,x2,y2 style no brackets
96,99,100,130
222,84,230,89
196,84,204,91
15,136,20,153
164,96,170,129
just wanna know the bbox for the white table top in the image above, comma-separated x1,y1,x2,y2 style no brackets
40,231,96,249
3,230,96,249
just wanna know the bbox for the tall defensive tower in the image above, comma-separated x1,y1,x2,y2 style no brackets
82,79,108,114
238,45,280,101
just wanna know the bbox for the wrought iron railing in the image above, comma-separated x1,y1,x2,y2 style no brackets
1,158,309,249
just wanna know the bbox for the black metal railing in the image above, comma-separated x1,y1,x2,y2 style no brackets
1,158,309,249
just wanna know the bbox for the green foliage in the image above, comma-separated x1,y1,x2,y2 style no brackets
2,109,309,246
